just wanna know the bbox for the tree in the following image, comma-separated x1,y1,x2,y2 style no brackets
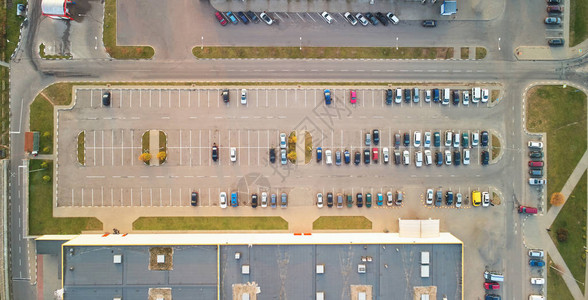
40,161,48,168
43,131,51,137
556,228,569,242
288,135,297,144
550,192,565,206
287,152,296,162
157,151,167,161
42,175,51,183
43,146,50,153
139,153,151,163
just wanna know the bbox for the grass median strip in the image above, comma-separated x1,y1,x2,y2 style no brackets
29,160,102,235
103,0,154,59
30,98,53,154
475,47,487,60
460,47,469,59
313,216,372,230
193,47,454,59
133,216,288,230
549,171,587,284
77,131,85,165
491,134,501,159
526,85,587,202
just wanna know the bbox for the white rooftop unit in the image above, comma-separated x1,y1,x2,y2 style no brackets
316,264,325,274
358,264,366,273
358,292,367,300
156,297,163,300
113,298,121,300
421,252,430,265
242,294,250,300
421,295,430,300
421,265,430,278
156,255,165,263
316,291,325,300
113,255,122,264
242,264,250,274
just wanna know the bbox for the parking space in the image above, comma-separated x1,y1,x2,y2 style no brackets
56,86,504,208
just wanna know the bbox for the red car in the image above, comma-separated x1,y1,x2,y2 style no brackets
372,148,379,161
529,161,544,167
484,282,500,290
350,90,357,104
547,5,563,13
215,11,228,26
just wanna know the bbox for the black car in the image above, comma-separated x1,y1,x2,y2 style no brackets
404,89,411,103
422,20,436,27
222,89,229,102
548,38,565,46
452,90,460,105
246,11,260,23
356,193,363,207
481,150,489,165
237,12,249,24
529,151,543,159
364,148,370,164
365,12,379,25
354,151,361,165
191,192,198,206
395,133,401,148
212,144,219,161
375,12,388,25
403,133,410,146
373,129,380,145
394,151,401,165
454,150,461,166
481,131,489,147
327,192,334,207
446,191,453,205
344,150,351,164
386,89,393,105
435,151,443,166
102,91,111,106
269,148,276,163
251,194,258,208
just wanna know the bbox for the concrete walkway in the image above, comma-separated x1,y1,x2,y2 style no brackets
149,130,160,167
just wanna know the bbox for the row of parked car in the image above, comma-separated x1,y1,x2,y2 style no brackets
361,130,489,149
318,147,484,166
198,191,289,208
324,87,490,106
317,191,405,208
527,141,545,179
215,11,275,26
484,271,504,299
425,189,491,207
545,0,564,46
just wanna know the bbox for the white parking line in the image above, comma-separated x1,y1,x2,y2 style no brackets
101,131,104,166
296,12,305,21
307,12,316,22
189,130,193,167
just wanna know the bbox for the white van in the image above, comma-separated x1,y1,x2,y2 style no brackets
443,88,450,105
473,87,481,103
529,296,544,300
484,271,504,282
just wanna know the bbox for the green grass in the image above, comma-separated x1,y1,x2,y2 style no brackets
193,47,454,59
475,47,487,59
313,216,372,230
526,85,587,201
304,131,312,164
39,43,72,59
287,131,296,163
158,130,166,163
460,47,469,59
142,131,149,153
547,254,575,300
77,131,85,165
133,217,288,230
549,171,587,285
29,98,53,154
570,0,588,47
103,0,154,59
491,134,501,159
29,160,102,235
3,0,27,63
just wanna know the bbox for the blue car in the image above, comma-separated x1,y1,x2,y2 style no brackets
231,192,238,207
376,193,383,206
316,147,322,162
226,11,239,24
324,89,332,105
281,193,288,208
529,259,545,267
270,194,277,208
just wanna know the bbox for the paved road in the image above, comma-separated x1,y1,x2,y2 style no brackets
5,0,588,299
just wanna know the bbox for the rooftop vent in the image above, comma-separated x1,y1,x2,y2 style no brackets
316,264,324,274
358,264,366,274
113,255,122,264
157,255,165,264
242,264,250,274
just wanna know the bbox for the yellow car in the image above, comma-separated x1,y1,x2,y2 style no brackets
472,191,481,206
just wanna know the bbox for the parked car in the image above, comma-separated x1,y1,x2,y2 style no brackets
231,192,238,207
395,88,402,104
484,282,500,290
261,192,268,208
456,193,462,207
415,151,423,167
529,178,547,185
344,12,358,25
251,193,258,208
337,194,344,208
453,150,461,166
472,191,481,206
354,151,361,165
472,132,480,147
482,192,490,207
260,12,273,25
545,17,562,24
481,150,489,165
321,11,334,24
324,89,332,105
529,168,543,177
424,132,431,148
191,192,198,206
280,133,287,148
463,149,470,165
220,192,227,208
212,144,219,161
433,88,440,102
548,38,565,46
226,11,239,24
403,150,410,165
529,259,545,267
395,133,401,147
230,147,237,162
237,12,249,24
485,294,501,300
528,249,545,258
386,89,393,104
426,189,433,205
529,161,544,167
364,148,371,164
463,91,470,105
222,89,230,102
365,12,379,25
281,149,287,165
531,278,545,285
528,141,544,149
270,193,277,207
414,131,422,147
344,150,351,164
482,89,489,103
445,130,452,147
435,151,443,166
373,129,380,145
422,20,436,27
425,89,432,102
366,193,372,207
404,89,411,103
444,150,452,165
383,147,389,163
215,11,228,26
281,193,288,208
246,11,260,23
316,147,322,162
325,149,332,165
394,151,401,165
335,150,342,165
435,190,442,206
347,195,353,207
240,88,247,104
452,90,460,105
519,206,538,214
424,150,432,166
404,132,410,146
529,151,543,159
375,12,388,25
327,192,333,207
387,192,394,206
481,131,489,146
350,90,357,104
547,5,563,13
453,132,460,148
356,193,363,207
376,193,383,206
386,12,399,24
462,132,469,148
317,193,323,208
413,88,420,103
445,191,453,205
434,132,441,147
356,13,369,26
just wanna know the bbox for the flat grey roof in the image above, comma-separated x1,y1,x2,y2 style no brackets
63,243,461,300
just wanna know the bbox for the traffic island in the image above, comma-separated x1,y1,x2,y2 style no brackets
287,131,297,164
77,131,85,165
490,134,501,160
313,216,372,230
304,131,312,164
133,217,288,231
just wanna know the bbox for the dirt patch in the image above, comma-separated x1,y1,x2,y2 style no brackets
413,286,437,300
148,288,171,300
149,247,173,271
232,282,259,300
350,285,372,300
492,192,501,205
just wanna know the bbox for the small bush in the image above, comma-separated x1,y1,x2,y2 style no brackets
557,228,569,242
551,192,566,206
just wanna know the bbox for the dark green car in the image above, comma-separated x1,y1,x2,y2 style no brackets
346,195,353,208
366,193,372,208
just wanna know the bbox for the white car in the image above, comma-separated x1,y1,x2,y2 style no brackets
383,147,389,163
325,150,332,165
219,192,227,208
415,151,423,167
528,249,545,258
230,147,237,162
453,133,460,148
425,90,431,102
424,132,431,148
456,193,462,208
387,192,394,206
343,12,357,25
241,89,247,104
386,12,399,24
280,133,287,149
445,131,452,147
529,178,547,185
445,150,452,165
321,11,334,24
473,87,481,103
472,132,480,147
414,131,422,147
424,150,432,165
482,89,489,103
259,12,273,25
403,150,410,165
317,193,323,208
531,278,545,285
442,88,450,105
463,91,469,106
355,13,369,26
463,149,470,165
395,88,402,104
426,189,433,205
528,141,544,149
261,192,268,207
482,192,490,207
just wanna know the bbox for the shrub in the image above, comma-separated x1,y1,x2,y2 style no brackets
139,153,151,163
557,228,569,242
551,192,566,206
42,175,51,182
